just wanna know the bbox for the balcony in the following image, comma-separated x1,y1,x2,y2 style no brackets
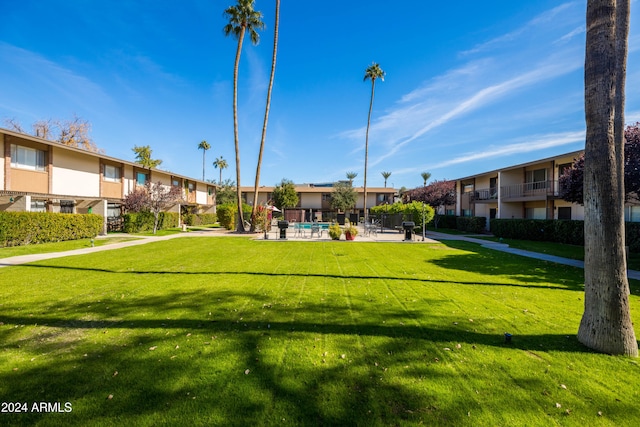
501,180,558,201
470,188,498,202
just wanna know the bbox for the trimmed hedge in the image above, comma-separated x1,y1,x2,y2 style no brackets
0,212,103,247
429,214,457,229
183,213,218,226
456,216,487,234
122,212,179,233
490,218,640,252
216,204,252,230
490,219,584,245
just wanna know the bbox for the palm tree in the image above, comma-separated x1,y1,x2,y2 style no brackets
223,0,264,232
381,171,392,188
251,0,280,232
578,0,637,356
346,172,358,186
421,171,431,187
363,63,385,224
198,140,210,181
213,156,228,185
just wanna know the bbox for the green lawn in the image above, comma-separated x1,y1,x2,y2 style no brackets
0,237,141,259
1,237,639,426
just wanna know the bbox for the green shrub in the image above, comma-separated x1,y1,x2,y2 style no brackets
183,213,218,226
217,204,236,230
122,212,179,233
328,223,342,240
429,214,457,229
456,216,487,233
0,212,103,247
490,219,584,245
216,204,251,230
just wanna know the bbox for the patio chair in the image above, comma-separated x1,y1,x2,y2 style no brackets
310,223,321,238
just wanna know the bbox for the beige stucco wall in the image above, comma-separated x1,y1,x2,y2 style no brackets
300,193,322,209
51,147,100,197
10,168,49,193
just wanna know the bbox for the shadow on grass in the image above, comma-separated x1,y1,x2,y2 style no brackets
3,262,584,292
0,306,596,426
432,240,586,291
2,287,638,425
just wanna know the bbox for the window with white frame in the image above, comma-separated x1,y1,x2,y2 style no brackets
104,164,121,182
11,144,45,171
30,200,46,212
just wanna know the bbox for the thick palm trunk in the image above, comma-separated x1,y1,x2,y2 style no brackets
233,28,246,232
578,0,637,356
363,80,375,224
250,0,279,232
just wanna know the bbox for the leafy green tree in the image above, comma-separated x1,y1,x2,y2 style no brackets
331,181,357,213
198,140,210,181
213,156,229,185
132,145,162,169
272,179,298,210
363,63,385,223
223,0,264,232
251,0,280,231
578,0,637,356
216,178,238,205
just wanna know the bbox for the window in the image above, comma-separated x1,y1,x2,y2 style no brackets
558,207,571,220
377,194,390,204
60,200,75,214
462,209,472,217
107,203,121,217
104,164,121,182
625,206,640,222
31,200,46,212
188,182,195,192
172,179,180,187
558,163,572,174
11,144,45,171
525,207,546,219
136,171,148,186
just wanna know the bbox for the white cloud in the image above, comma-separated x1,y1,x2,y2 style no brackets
430,131,585,170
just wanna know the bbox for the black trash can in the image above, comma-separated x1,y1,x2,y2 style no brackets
402,221,415,241
277,220,289,239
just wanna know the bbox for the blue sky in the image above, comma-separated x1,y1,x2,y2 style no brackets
1,1,639,190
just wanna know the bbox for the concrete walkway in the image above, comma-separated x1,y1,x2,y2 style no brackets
2,226,639,280
425,230,640,281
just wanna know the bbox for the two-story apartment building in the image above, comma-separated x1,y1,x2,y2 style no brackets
454,150,586,229
1,128,216,233
241,183,396,222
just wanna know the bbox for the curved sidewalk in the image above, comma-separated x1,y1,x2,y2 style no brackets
426,230,640,281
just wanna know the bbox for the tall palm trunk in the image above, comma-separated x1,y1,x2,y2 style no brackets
363,79,376,224
578,0,637,356
202,151,206,181
233,27,246,232
250,0,279,232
